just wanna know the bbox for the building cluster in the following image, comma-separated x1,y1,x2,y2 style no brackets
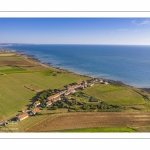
15,101,40,121
45,79,108,106
14,78,108,122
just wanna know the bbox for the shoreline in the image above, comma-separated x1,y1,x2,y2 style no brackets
13,49,93,78
1,48,149,91
16,51,130,86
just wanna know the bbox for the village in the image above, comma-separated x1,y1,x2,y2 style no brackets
1,78,109,125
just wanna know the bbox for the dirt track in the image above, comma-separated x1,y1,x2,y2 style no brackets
25,112,150,132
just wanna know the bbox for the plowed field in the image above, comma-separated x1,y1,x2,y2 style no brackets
25,112,150,132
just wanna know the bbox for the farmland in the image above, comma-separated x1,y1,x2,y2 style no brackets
24,112,150,132
0,71,89,118
0,53,89,119
51,127,136,132
0,114,50,132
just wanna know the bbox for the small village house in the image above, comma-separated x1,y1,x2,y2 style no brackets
89,83,94,87
65,90,71,96
33,100,41,107
104,81,108,85
47,93,61,102
17,113,29,121
81,81,88,88
46,101,52,107
58,90,67,96
99,79,104,83
31,107,40,115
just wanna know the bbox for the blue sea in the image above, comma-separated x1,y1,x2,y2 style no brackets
5,44,150,88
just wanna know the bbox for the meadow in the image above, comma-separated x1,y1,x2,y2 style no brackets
83,84,145,105
0,54,89,119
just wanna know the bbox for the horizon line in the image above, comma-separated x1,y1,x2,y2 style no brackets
1,43,150,46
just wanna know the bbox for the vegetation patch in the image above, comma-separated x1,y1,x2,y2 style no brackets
0,67,27,74
47,95,122,112
40,70,60,76
24,84,44,92
83,84,145,105
52,127,137,132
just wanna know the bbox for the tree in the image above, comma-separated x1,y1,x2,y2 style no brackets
54,106,58,110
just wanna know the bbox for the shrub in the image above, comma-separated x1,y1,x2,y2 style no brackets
54,106,58,110
89,97,98,102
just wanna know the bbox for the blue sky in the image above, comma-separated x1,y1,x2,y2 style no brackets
0,18,150,45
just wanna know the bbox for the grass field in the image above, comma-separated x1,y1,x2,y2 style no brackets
0,66,13,70
83,84,145,105
53,127,136,132
0,72,89,119
0,54,89,119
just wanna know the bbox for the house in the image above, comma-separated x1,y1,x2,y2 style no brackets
67,84,81,90
17,113,29,121
46,101,52,107
82,81,88,88
53,96,61,102
31,107,40,115
104,81,108,85
58,90,67,96
65,90,71,96
89,83,94,87
47,93,61,102
33,100,40,107
99,79,104,83
93,78,99,82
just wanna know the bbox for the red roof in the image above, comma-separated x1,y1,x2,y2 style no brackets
47,93,60,100
32,107,40,114
46,101,52,105
18,113,28,120
34,100,40,105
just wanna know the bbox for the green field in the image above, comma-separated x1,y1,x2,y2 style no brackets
83,84,145,105
0,54,89,119
0,66,13,70
0,71,89,119
49,127,136,132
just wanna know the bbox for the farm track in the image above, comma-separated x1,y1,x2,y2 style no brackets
25,112,150,132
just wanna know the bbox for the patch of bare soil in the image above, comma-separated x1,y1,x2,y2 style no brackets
0,53,15,56
25,112,150,132
0,59,34,67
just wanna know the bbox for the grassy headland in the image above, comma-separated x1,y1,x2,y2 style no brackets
1,49,150,132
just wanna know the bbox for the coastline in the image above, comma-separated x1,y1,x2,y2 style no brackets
1,47,149,91
0,48,92,78
15,51,130,86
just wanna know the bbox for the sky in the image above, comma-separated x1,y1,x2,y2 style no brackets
0,18,150,45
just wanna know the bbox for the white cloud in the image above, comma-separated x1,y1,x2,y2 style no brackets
132,19,150,26
118,28,129,31
131,20,136,24
140,20,150,25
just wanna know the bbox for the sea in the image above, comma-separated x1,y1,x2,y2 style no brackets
5,44,150,88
